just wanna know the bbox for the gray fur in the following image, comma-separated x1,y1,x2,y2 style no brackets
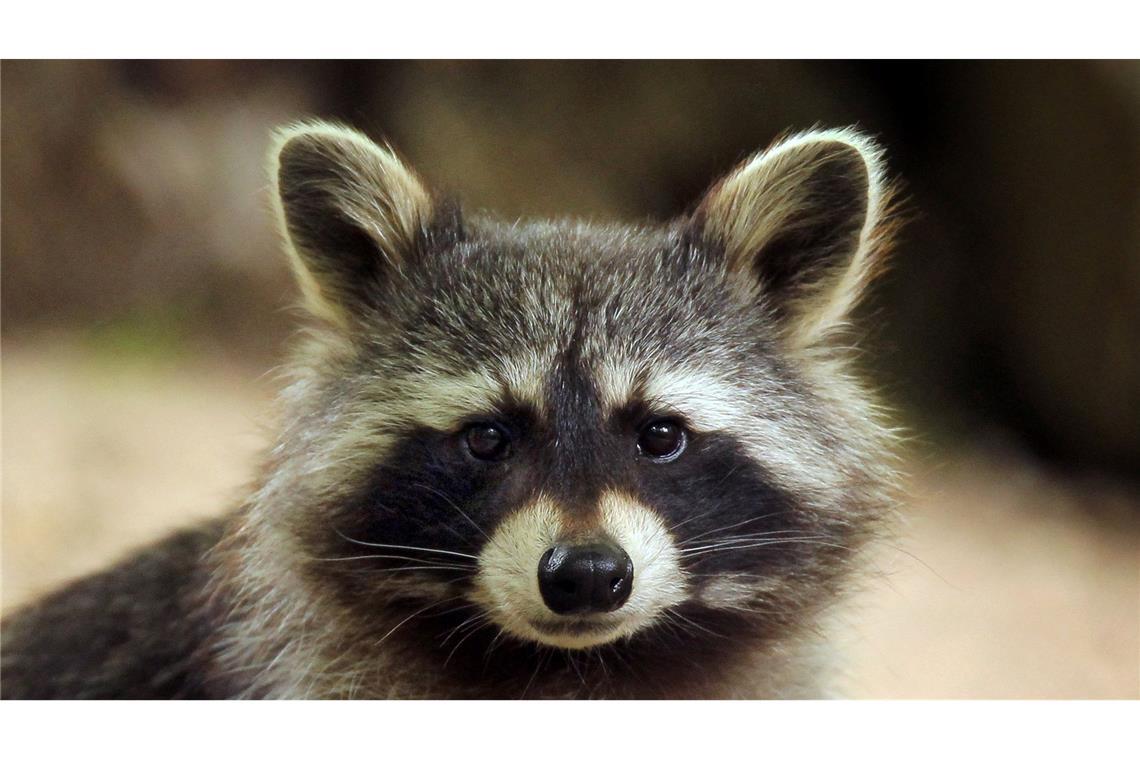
1,122,899,699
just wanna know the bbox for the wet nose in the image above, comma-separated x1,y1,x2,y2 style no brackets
537,542,634,615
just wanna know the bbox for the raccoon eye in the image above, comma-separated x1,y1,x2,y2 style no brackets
464,423,511,461
637,419,687,462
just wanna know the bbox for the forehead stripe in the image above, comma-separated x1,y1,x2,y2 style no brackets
596,361,746,433
391,354,549,430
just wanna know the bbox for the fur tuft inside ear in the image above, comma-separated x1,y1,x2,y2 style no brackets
692,127,895,346
270,121,436,326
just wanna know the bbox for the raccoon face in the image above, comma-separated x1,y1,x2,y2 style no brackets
266,122,895,656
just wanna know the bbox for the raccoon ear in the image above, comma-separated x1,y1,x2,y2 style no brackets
270,121,445,325
690,128,892,346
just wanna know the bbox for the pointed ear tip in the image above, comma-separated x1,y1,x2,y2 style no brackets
268,119,388,166
269,120,337,178
777,126,888,173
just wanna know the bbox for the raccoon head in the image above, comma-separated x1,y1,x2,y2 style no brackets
262,121,896,659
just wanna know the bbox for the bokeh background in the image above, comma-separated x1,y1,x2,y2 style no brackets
2,60,1138,698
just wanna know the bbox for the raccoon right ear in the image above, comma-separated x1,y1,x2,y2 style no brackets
688,128,893,347
270,121,445,325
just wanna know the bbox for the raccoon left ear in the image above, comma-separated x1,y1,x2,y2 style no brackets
689,128,893,346
270,121,448,326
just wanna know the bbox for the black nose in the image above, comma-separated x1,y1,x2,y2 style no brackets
538,542,634,615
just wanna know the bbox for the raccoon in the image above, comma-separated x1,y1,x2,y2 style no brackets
1,121,899,699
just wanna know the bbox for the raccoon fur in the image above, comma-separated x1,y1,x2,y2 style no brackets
1,121,899,699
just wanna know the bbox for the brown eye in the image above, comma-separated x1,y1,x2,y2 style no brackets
637,419,687,461
465,423,511,461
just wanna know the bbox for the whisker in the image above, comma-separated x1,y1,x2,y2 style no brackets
443,619,493,668
482,629,507,666
882,543,957,588
412,483,494,544
334,530,480,561
679,532,826,553
417,601,481,621
680,528,818,550
668,505,720,534
566,651,587,687
680,510,801,544
683,537,855,559
375,597,462,647
664,609,729,640
439,611,489,648
593,648,610,680
355,564,474,573
312,553,474,569
520,647,554,699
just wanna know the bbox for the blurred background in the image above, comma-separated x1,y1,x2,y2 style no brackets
2,60,1137,698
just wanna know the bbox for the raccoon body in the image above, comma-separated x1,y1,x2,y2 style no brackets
1,122,898,699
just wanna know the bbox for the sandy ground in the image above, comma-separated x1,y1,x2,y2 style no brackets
2,338,1137,698
843,454,1139,698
